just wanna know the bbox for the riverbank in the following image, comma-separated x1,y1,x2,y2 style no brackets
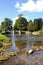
0,46,43,61
32,30,43,35
26,30,43,35
14,30,43,35
0,34,12,53
0,50,43,65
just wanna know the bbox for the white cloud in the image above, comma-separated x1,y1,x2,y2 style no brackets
15,0,43,12
36,0,43,12
15,2,20,8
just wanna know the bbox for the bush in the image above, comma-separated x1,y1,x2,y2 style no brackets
0,34,10,43
38,30,43,35
0,42,3,48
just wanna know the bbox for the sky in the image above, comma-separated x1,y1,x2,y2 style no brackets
0,0,43,25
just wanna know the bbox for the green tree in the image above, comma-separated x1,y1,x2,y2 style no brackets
33,19,39,31
0,25,2,32
27,20,34,32
33,18,43,31
38,18,42,30
18,14,23,18
1,18,13,31
14,17,28,31
1,21,5,31
42,20,43,30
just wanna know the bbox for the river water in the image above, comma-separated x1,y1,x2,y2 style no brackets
5,32,43,52
0,33,43,65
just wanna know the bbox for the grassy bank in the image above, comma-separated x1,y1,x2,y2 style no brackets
37,30,43,35
0,34,12,53
0,34,10,43
32,30,43,35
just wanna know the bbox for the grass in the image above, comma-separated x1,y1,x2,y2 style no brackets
0,33,10,43
33,30,43,35
38,30,43,35
0,33,12,54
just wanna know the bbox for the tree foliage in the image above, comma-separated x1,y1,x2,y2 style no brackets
27,20,34,32
33,18,42,31
0,14,43,32
1,18,13,31
33,19,39,31
14,17,28,30
38,18,42,30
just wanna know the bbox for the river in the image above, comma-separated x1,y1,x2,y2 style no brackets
0,32,43,65
5,32,43,52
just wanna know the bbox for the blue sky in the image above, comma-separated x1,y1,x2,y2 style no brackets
0,0,43,24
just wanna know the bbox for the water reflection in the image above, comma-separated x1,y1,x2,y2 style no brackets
15,40,27,50
29,41,43,48
5,33,43,52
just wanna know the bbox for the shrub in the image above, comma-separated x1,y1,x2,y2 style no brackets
0,42,3,48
